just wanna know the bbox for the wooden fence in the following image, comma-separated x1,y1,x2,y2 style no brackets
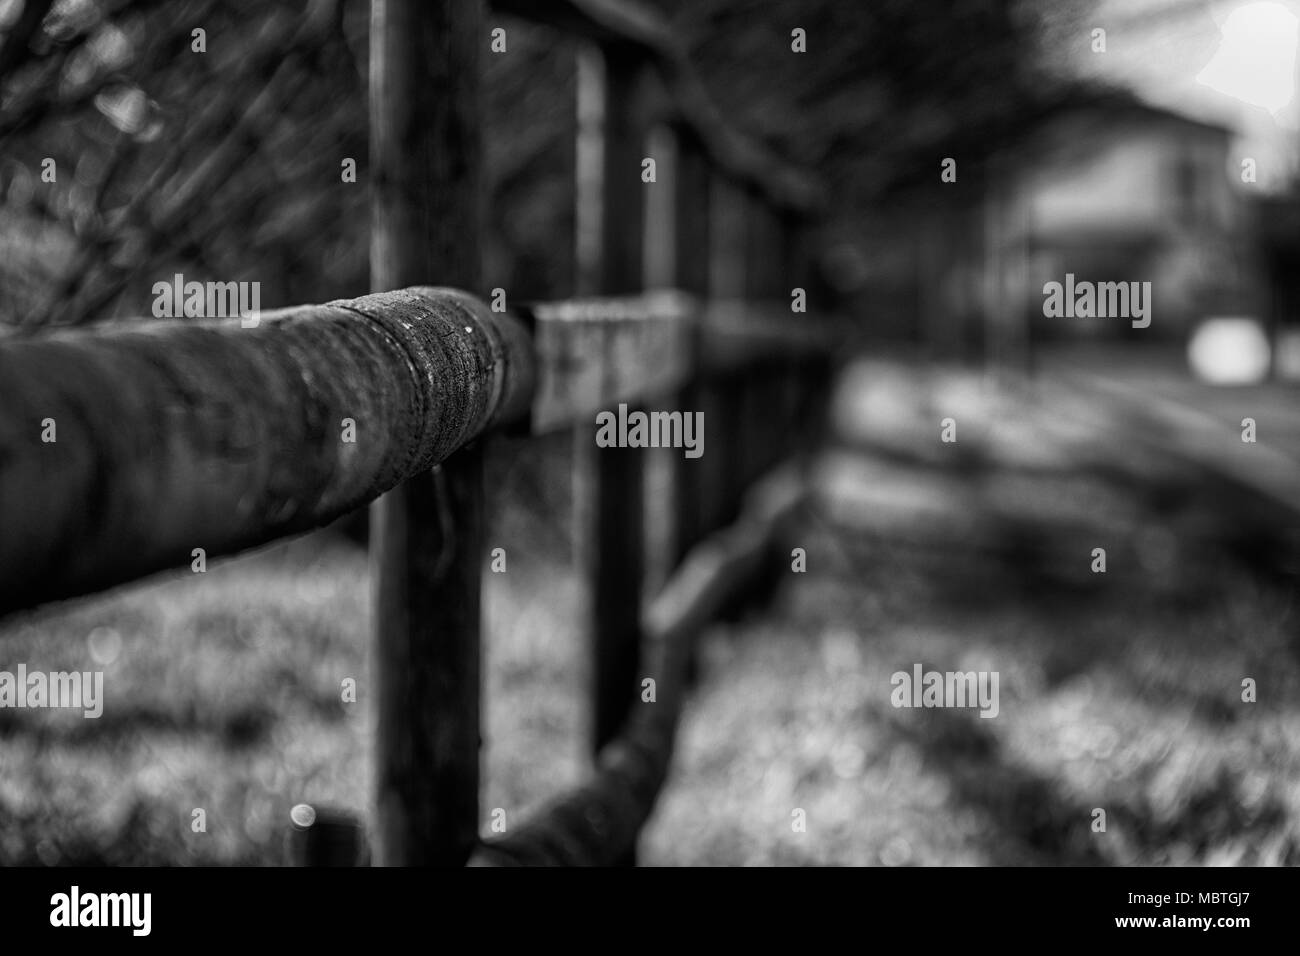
0,0,839,866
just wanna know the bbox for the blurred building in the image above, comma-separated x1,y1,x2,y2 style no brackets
1004,98,1252,347
836,96,1266,368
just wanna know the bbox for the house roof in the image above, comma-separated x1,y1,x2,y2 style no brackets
1010,90,1235,180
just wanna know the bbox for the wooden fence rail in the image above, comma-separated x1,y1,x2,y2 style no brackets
0,288,531,616
0,289,820,617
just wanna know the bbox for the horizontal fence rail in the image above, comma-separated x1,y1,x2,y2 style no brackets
529,290,695,432
0,288,828,618
0,287,533,616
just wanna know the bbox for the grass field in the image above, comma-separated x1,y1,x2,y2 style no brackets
643,523,1300,865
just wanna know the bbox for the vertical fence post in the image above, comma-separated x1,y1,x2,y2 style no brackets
571,45,649,865
743,194,784,481
704,175,748,533
791,209,835,458
779,208,818,458
369,0,485,867
589,48,647,766
573,44,648,777
641,123,677,597
671,129,711,568
668,129,712,687
574,44,650,868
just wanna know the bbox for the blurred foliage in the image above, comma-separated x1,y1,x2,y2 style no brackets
2,0,364,326
0,0,579,327
659,0,1099,206
0,0,1095,328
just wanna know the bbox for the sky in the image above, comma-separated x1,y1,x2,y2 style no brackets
1061,0,1300,190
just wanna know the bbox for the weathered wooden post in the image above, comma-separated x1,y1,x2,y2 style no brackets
369,0,485,866
641,122,678,597
573,43,649,865
706,175,748,531
743,193,785,482
667,127,711,688
590,47,647,755
670,127,711,568
779,208,821,459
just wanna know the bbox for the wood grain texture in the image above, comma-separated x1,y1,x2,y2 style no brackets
0,287,530,617
530,292,695,433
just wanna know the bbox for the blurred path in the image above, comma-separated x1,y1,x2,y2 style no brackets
643,350,1300,865
1040,343,1300,444
1041,343,1300,521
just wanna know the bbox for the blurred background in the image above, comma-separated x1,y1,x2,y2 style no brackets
2,0,1299,865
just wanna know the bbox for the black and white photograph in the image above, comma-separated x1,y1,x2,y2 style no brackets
0,0,1294,937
